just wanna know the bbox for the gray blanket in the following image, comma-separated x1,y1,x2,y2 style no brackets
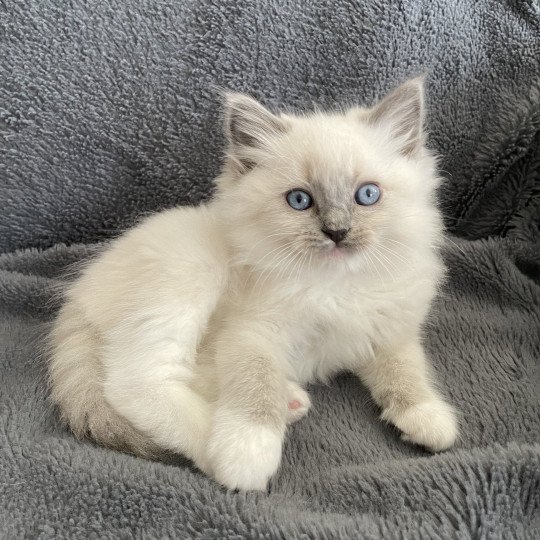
1,0,539,537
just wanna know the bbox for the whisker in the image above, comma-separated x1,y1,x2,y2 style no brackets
254,240,304,293
369,247,395,283
235,233,296,264
375,244,412,279
291,249,308,286
376,243,415,270
276,248,302,283
251,244,296,292
364,249,384,284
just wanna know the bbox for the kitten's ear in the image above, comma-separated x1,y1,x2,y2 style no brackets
224,93,289,172
363,77,425,156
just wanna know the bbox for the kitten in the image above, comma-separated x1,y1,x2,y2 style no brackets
49,77,458,491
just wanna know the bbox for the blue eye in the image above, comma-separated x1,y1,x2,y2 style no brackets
286,190,312,211
355,183,381,206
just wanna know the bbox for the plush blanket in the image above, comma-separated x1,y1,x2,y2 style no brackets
1,0,539,537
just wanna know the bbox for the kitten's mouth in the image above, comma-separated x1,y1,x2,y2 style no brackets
325,244,351,258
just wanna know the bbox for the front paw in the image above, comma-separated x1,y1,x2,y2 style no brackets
382,399,458,452
286,381,311,424
207,410,284,491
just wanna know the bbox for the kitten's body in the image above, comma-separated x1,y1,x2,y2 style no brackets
49,79,458,490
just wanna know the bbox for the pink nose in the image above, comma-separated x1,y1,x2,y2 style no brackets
288,400,301,410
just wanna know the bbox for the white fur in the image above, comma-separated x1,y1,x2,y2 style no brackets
49,78,458,491
207,409,285,491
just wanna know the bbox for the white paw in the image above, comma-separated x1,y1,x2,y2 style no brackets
383,400,458,452
285,381,311,424
207,410,284,491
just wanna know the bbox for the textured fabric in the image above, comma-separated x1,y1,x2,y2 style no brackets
1,0,539,252
1,0,539,538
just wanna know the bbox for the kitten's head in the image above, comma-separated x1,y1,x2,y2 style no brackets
215,78,443,281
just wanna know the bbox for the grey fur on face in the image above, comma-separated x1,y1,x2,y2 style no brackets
305,178,354,241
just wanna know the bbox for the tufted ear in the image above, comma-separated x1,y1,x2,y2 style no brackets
364,77,426,156
224,93,289,172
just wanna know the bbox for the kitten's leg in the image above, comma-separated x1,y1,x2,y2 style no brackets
206,325,290,491
357,340,458,452
102,339,214,474
286,380,311,424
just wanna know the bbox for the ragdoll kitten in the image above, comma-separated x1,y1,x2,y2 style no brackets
49,77,458,491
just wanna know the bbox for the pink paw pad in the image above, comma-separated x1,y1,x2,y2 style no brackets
288,399,301,410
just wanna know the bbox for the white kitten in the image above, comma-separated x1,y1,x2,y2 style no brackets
49,77,458,491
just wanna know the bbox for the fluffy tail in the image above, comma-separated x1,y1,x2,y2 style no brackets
48,303,163,458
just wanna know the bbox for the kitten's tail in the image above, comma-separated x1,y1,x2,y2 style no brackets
48,303,163,459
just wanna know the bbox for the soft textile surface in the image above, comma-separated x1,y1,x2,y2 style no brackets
1,0,539,537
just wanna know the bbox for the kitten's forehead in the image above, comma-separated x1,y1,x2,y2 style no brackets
285,115,379,184
307,173,356,207
266,112,396,200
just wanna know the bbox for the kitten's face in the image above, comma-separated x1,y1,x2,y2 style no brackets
217,79,443,281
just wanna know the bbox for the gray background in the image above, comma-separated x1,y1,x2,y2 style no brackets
1,0,538,252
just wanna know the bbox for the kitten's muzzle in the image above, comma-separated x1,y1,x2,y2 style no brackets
321,228,349,245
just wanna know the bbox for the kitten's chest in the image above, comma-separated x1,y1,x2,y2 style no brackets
284,283,413,383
